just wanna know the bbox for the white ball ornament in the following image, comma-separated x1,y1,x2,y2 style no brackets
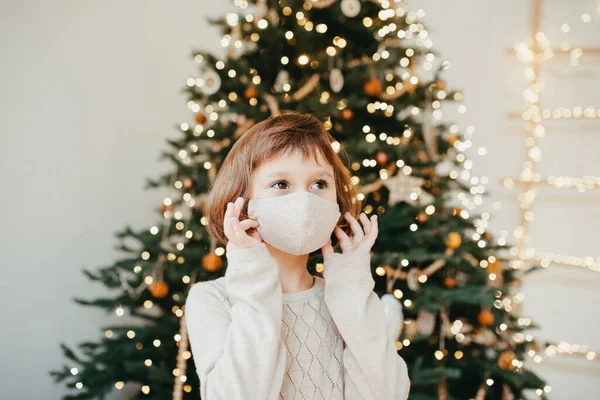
201,69,221,95
329,68,344,93
341,0,361,18
381,293,404,341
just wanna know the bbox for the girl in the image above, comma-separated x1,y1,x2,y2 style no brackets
185,110,410,400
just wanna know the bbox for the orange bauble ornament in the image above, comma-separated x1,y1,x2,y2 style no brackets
341,108,354,120
417,211,428,223
488,260,503,276
244,86,258,99
478,310,495,326
436,79,446,91
404,79,418,94
443,277,457,288
195,112,207,124
183,178,193,190
444,232,462,249
363,78,382,96
376,151,388,165
498,350,518,370
149,280,169,298
202,253,223,272
446,136,459,146
161,202,174,213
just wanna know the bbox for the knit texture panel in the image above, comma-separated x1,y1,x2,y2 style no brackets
280,292,345,400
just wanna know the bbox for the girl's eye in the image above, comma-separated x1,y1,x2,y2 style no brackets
271,180,328,190
312,180,328,190
271,181,288,190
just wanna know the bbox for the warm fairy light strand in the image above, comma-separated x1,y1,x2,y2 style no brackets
505,0,600,375
503,175,600,193
505,5,600,274
545,341,600,361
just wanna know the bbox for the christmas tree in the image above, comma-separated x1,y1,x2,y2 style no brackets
52,0,550,399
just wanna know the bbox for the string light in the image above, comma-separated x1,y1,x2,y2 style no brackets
503,175,600,192
544,341,600,362
506,2,600,372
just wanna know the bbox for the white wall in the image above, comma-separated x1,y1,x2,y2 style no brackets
0,1,234,399
1,1,598,399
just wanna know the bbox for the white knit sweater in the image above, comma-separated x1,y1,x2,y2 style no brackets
185,242,410,400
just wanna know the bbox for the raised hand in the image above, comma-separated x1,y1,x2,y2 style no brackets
224,196,262,251
321,212,378,259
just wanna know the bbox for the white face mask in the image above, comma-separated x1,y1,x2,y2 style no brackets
247,191,341,255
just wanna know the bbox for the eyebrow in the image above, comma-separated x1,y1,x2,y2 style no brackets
265,170,334,180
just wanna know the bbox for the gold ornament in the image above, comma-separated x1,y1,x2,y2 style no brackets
376,151,388,165
444,232,461,249
202,253,223,272
341,108,354,120
195,113,207,124
488,260,502,275
443,277,457,288
478,310,495,326
417,211,428,223
244,86,258,99
498,350,517,370
364,77,382,96
149,281,169,298
404,78,418,94
445,135,458,145
161,202,174,213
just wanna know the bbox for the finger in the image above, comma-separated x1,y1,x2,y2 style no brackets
321,238,334,259
239,219,258,230
364,214,378,249
344,212,364,244
231,216,249,244
334,226,354,253
233,196,244,218
223,203,238,243
359,212,371,236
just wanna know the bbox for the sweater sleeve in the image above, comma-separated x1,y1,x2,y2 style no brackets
322,246,410,400
184,242,287,400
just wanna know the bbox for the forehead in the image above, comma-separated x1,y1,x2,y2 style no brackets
255,148,332,175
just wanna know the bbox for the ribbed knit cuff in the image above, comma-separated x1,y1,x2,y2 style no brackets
224,242,280,304
323,246,373,288
225,242,273,267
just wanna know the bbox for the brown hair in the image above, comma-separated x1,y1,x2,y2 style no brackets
205,110,362,245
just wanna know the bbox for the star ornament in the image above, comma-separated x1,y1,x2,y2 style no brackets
383,172,425,206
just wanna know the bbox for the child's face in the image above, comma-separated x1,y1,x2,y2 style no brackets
249,148,337,204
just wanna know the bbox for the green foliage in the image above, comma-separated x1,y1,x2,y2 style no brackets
51,1,548,399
